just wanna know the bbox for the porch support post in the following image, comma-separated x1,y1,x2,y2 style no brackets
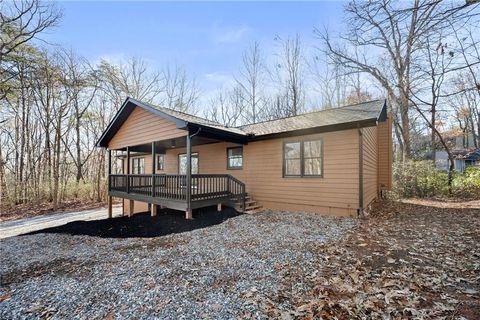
185,133,193,219
151,142,156,214
108,149,112,218
217,203,222,212
126,146,130,194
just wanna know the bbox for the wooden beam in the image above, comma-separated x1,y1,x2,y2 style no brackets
108,149,112,175
129,199,134,217
185,133,192,219
108,196,113,218
151,204,157,217
126,146,130,194
152,141,156,198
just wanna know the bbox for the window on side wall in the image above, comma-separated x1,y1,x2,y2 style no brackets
132,157,145,174
227,147,243,169
283,139,323,177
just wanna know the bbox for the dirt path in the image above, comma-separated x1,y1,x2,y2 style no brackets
257,199,480,319
0,206,122,239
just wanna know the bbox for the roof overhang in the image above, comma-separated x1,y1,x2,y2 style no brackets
97,98,387,148
248,118,379,141
96,97,248,148
96,97,189,148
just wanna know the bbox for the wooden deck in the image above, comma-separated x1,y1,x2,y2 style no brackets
109,174,246,212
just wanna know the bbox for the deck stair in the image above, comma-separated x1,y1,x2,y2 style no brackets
234,193,263,214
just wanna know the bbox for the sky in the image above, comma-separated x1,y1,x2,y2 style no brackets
41,1,347,106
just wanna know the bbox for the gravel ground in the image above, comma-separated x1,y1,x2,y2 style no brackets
0,210,356,319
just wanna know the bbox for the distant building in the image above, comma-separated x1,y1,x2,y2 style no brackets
426,149,480,173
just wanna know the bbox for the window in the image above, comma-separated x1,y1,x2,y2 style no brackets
283,139,323,177
157,154,165,171
284,142,301,176
132,157,145,174
178,153,199,174
227,147,243,169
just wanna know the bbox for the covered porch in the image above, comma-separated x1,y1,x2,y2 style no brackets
106,129,247,219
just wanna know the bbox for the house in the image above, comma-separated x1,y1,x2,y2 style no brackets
426,149,480,173
96,97,392,219
453,149,480,173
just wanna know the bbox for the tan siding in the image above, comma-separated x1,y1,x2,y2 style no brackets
377,117,393,190
164,131,359,216
163,142,245,181
108,107,187,149
362,126,378,207
243,130,359,217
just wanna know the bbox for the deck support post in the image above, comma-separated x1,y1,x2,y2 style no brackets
151,204,157,217
185,132,193,219
108,196,113,218
217,203,222,212
129,199,134,217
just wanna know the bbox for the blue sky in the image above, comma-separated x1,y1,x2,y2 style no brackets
43,1,347,103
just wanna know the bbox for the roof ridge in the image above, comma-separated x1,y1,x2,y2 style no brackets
237,99,385,128
129,97,225,127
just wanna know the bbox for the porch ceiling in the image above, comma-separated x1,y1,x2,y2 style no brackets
113,135,222,154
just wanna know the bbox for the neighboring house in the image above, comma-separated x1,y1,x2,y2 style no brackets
454,149,480,173
96,97,392,219
426,149,480,173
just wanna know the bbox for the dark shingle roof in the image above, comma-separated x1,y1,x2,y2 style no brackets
97,98,387,148
238,99,386,136
129,98,246,136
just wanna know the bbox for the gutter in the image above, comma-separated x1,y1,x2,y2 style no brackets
357,127,364,218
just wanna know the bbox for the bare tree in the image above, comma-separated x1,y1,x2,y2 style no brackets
274,34,305,117
162,64,199,113
235,41,266,123
204,86,245,127
0,0,62,63
317,0,477,160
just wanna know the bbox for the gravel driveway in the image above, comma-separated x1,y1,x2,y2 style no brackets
0,210,355,319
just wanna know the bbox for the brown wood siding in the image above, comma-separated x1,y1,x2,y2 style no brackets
362,126,378,207
243,130,359,216
164,142,245,181
108,106,187,149
377,116,393,190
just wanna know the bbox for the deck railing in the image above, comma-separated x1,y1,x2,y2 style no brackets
109,174,245,207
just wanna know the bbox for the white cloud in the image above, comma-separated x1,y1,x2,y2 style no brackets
211,24,251,44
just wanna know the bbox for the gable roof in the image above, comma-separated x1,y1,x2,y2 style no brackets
96,97,387,148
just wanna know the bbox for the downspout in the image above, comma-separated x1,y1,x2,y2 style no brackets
357,127,364,218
